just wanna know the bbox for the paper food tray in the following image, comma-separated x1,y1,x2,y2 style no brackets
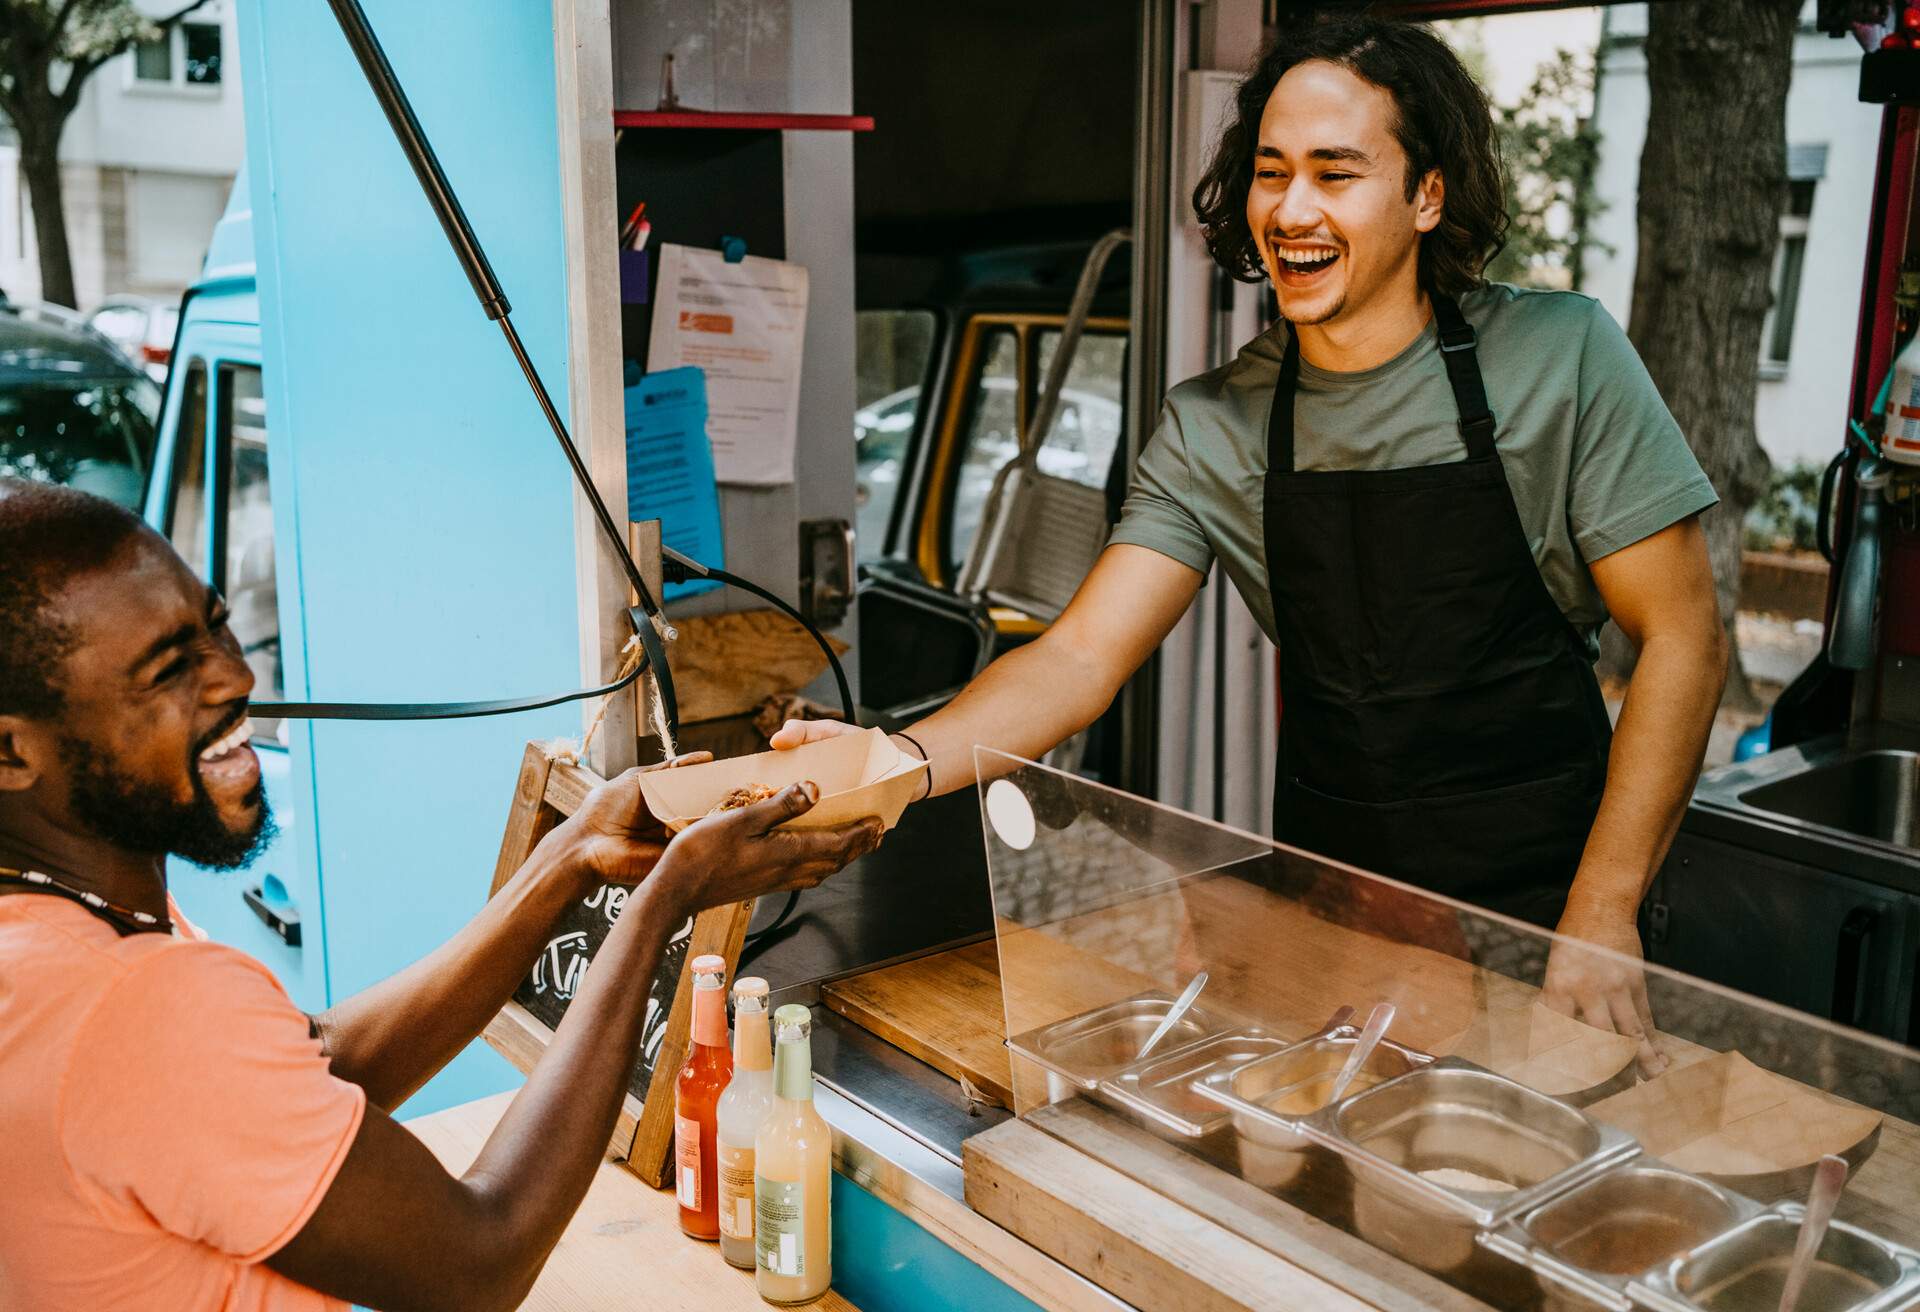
1587,1050,1882,1200
1437,1000,1637,1102
639,727,927,833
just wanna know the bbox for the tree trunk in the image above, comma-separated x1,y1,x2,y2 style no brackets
13,106,79,309
1620,0,1799,711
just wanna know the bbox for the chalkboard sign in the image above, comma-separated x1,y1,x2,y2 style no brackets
483,743,751,1188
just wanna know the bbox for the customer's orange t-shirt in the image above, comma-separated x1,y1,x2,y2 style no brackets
0,892,365,1311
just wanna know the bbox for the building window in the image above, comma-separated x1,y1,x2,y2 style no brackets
130,20,222,90
183,23,222,84
133,36,172,82
1761,145,1826,375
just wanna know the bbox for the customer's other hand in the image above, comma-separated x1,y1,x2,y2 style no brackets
649,781,883,918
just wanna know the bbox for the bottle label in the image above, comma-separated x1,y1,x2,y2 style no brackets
674,1115,701,1210
756,1177,805,1277
718,1144,755,1239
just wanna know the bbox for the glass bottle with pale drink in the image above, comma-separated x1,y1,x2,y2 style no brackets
755,1004,831,1303
716,976,773,1269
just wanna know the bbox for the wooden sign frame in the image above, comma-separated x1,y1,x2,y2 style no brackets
482,741,752,1187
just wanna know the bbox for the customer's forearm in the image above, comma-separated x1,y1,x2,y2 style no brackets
907,632,1119,796
1567,630,1726,919
314,838,584,1110
461,879,684,1295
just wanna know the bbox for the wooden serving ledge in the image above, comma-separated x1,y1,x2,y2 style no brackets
822,871,1920,1310
406,1092,856,1312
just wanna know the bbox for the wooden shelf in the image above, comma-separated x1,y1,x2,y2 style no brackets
614,110,874,132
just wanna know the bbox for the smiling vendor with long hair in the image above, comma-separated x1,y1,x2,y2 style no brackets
776,12,1727,1071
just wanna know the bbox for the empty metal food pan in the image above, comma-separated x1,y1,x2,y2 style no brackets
1007,993,1225,1097
1312,1060,1639,1279
1632,1205,1920,1312
1192,1026,1435,1191
1478,1161,1759,1312
1097,1027,1295,1140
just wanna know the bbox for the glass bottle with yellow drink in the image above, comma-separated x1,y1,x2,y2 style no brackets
754,1004,830,1303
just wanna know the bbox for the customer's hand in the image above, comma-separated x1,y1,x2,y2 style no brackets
648,781,884,919
1542,905,1668,1076
549,752,714,889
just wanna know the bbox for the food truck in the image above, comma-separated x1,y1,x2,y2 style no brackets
149,0,1920,1306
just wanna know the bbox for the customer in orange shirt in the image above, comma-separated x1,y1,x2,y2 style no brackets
0,478,882,1312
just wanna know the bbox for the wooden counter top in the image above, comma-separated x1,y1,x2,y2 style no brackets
404,1093,856,1312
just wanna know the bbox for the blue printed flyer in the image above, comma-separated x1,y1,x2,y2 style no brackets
624,366,723,600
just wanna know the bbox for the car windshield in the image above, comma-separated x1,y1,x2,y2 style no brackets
0,373,162,509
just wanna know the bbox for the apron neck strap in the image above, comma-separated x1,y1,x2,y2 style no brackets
1430,293,1498,459
1269,293,1498,473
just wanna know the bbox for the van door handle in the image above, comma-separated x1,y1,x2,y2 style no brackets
1833,907,1877,1028
243,875,302,947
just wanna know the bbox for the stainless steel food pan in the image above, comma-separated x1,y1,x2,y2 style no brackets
1007,993,1225,1096
1632,1205,1920,1312
1478,1161,1758,1312
1097,1028,1294,1139
1313,1061,1639,1278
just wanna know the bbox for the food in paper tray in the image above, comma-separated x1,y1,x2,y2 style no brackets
708,784,777,815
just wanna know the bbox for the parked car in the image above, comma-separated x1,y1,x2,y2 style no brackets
0,300,162,509
86,293,180,382
855,376,1121,565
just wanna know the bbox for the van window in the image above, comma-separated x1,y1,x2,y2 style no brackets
1032,328,1125,496
854,309,937,564
166,362,209,565
217,365,282,738
949,328,1021,573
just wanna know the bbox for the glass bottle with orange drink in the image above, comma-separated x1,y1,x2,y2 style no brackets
675,953,731,1239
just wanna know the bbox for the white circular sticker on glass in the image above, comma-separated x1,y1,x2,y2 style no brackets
985,779,1036,852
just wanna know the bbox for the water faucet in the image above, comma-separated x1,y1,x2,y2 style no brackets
1829,456,1889,671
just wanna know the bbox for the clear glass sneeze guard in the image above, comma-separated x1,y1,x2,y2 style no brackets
976,750,1920,1312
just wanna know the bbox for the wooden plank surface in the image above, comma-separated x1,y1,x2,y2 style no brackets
406,1093,856,1312
965,1114,1380,1312
1019,1100,1498,1312
820,941,1015,1106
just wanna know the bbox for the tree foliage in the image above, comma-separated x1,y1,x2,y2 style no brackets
1484,48,1607,291
0,0,211,306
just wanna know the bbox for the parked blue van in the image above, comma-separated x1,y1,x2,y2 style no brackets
140,169,323,1014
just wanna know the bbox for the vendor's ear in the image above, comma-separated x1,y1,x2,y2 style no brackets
1414,167,1444,235
0,719,46,792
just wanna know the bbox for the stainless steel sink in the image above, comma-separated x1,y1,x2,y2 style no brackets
1738,750,1920,849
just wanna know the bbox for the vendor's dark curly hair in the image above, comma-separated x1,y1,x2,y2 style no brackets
1193,11,1508,297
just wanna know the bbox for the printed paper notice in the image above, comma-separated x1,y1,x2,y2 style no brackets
650,242,808,486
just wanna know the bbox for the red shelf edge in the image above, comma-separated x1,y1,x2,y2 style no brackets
613,110,874,132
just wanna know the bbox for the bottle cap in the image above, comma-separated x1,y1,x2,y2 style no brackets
732,976,770,1012
690,954,726,988
773,1003,812,1041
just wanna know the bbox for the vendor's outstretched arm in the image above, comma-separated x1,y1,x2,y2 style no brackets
310,755,711,1112
1543,514,1726,1069
774,544,1203,793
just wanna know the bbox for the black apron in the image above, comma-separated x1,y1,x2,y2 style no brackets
1264,295,1612,927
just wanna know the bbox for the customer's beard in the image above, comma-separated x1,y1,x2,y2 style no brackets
60,735,276,870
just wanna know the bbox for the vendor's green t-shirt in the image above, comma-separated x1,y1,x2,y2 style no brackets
1110,283,1719,658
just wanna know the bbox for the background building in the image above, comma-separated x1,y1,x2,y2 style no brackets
1582,1,1878,469
0,0,244,309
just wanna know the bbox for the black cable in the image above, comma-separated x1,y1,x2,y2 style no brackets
663,551,857,723
254,657,647,722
